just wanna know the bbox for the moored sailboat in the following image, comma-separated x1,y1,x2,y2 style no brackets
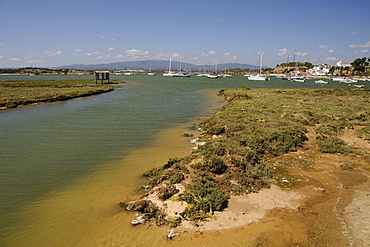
247,53,269,81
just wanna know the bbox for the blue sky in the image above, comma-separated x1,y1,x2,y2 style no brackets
0,0,369,68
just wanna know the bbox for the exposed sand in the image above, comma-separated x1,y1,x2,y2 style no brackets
176,184,303,232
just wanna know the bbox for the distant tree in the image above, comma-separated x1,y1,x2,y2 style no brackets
351,57,369,66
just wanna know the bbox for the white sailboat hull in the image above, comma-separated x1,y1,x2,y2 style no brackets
248,75,269,81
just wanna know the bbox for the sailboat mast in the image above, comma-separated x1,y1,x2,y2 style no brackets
169,57,172,73
259,53,262,75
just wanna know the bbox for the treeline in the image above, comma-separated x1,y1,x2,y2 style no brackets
0,67,85,74
276,62,314,69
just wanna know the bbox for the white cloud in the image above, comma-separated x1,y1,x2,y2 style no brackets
326,57,337,61
116,54,123,58
223,52,237,60
349,41,370,48
108,47,116,51
125,49,149,58
350,31,359,35
318,45,330,49
28,59,43,64
75,49,83,52
354,49,369,54
328,49,335,53
278,48,288,57
85,53,93,56
295,52,308,57
0,43,3,45
9,57,21,61
208,51,216,55
0,55,4,59
200,52,209,57
44,51,62,56
154,53,169,60
97,55,112,60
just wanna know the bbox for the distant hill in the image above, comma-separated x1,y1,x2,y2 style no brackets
56,60,258,71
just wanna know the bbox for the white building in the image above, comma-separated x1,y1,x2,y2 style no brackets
336,60,351,68
308,64,331,76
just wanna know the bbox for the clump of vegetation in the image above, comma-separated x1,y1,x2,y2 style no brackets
169,172,185,184
356,127,370,140
340,162,354,170
157,184,179,201
125,200,167,226
316,136,353,154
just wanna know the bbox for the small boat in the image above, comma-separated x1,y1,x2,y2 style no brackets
172,72,191,77
248,74,270,81
247,53,269,81
163,57,175,76
207,73,219,79
124,72,133,76
352,84,365,88
292,78,305,82
315,80,328,84
147,64,155,76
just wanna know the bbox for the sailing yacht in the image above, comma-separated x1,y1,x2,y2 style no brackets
163,58,176,76
248,53,269,81
147,64,155,76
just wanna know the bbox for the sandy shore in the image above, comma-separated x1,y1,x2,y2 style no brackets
137,126,370,246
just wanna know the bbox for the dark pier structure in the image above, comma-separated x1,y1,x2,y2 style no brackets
95,71,110,84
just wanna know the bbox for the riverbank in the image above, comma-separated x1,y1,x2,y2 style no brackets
125,87,370,246
0,79,120,109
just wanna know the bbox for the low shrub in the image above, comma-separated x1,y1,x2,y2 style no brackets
317,136,353,154
205,157,227,174
169,172,185,184
340,162,354,170
157,184,179,201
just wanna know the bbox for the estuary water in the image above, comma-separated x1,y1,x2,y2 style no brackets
0,74,366,246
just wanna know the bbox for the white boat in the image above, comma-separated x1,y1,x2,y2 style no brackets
332,77,357,83
163,57,176,76
315,80,328,84
292,78,305,82
207,73,219,79
352,84,365,88
147,64,155,76
248,53,269,81
123,72,133,76
248,74,270,81
173,72,190,77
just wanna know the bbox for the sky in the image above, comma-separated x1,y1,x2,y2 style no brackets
0,0,369,68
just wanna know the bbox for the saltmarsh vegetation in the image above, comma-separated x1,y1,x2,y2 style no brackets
0,80,119,109
125,87,370,227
